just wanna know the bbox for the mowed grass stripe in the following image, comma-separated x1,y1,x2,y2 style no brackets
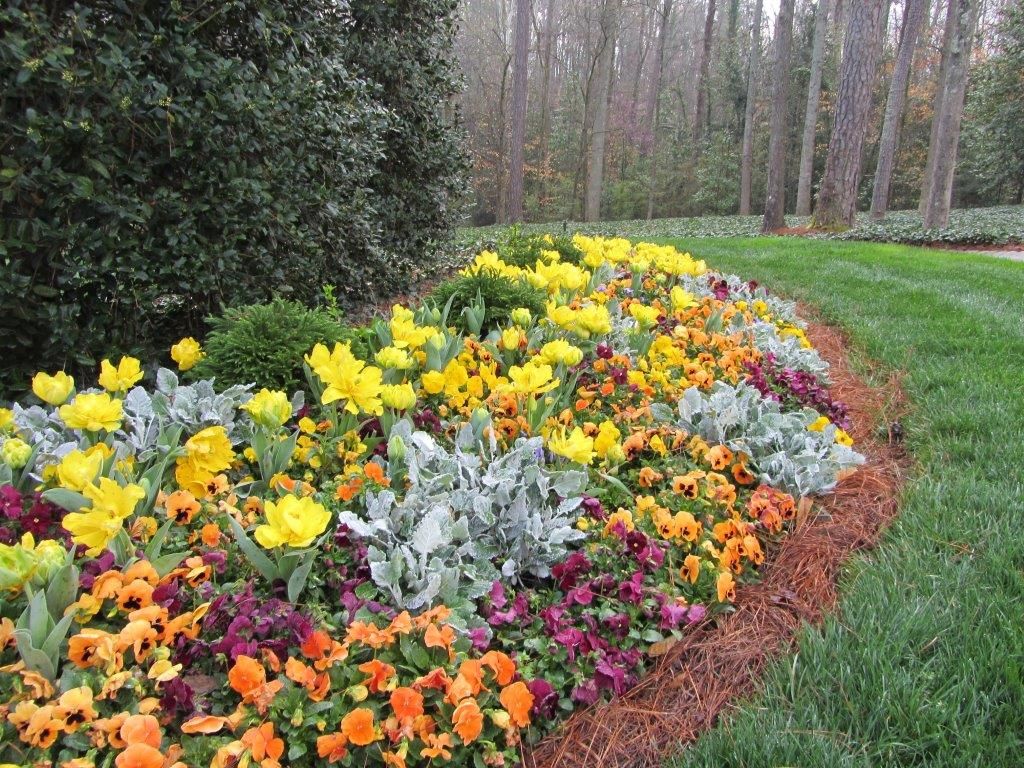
659,238,1024,768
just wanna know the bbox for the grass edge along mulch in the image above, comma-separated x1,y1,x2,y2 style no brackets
525,320,910,768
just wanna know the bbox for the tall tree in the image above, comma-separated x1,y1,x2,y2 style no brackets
795,0,832,217
506,0,532,223
870,0,930,219
813,0,891,228
584,0,622,222
762,0,797,231
691,0,718,159
645,0,675,220
922,0,981,227
535,0,557,213
920,0,958,214
739,0,764,215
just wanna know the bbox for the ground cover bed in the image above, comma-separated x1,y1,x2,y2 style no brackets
1,235,868,768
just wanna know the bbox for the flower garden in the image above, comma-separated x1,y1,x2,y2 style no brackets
0,235,864,768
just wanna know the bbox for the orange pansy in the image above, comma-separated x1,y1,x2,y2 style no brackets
340,708,379,746
499,681,534,728
241,722,285,764
420,732,453,760
181,715,232,734
480,650,516,686
120,714,161,748
316,733,349,763
114,743,164,768
452,698,483,744
358,659,396,693
390,687,424,722
423,622,455,652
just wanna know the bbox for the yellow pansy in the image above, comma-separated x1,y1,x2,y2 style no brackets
97,356,143,392
254,495,331,548
32,370,75,406
807,416,830,432
59,393,123,433
170,337,204,371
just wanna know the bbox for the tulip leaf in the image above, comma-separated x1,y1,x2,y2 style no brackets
144,518,175,561
151,551,189,578
14,629,56,681
41,611,76,661
45,562,79,619
286,552,316,603
226,515,279,582
41,488,90,513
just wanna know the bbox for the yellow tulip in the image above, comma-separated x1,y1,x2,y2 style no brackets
63,478,145,556
59,393,123,433
243,389,292,429
32,370,75,406
254,494,331,548
380,383,418,411
421,370,446,395
547,426,595,465
56,449,105,491
170,337,204,371
97,356,143,392
538,340,583,368
508,362,559,397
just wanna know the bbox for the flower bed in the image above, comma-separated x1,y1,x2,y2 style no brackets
0,236,863,768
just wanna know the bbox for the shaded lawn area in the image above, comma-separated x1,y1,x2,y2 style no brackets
660,238,1024,767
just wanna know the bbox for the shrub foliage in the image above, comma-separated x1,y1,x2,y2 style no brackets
0,0,466,396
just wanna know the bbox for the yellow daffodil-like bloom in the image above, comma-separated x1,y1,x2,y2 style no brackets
59,392,123,433
380,383,417,411
547,426,595,465
0,438,31,469
375,346,415,370
629,303,660,329
592,420,621,458
32,371,75,406
170,337,204,371
97,356,143,392
508,361,559,397
306,343,384,415
243,389,292,429
671,286,699,311
538,340,584,368
254,494,331,548
56,449,105,491
62,478,145,556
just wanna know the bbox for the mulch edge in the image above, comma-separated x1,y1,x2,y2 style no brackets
524,320,911,768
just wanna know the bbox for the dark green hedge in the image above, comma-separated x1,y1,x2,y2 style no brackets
0,0,466,396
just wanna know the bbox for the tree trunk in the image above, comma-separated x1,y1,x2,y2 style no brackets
813,0,891,229
920,0,958,213
762,0,797,232
739,0,764,215
584,0,621,222
922,0,980,228
691,0,718,160
645,0,675,220
795,0,832,217
536,0,556,214
507,0,532,223
870,0,930,219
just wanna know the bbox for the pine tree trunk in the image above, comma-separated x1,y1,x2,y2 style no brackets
739,0,764,215
584,0,621,222
645,0,674,220
813,0,891,229
795,0,832,217
922,0,980,228
870,0,929,220
507,0,532,223
692,0,718,160
762,0,797,232
536,0,556,214
920,0,958,213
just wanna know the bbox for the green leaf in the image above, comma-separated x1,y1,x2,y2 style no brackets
286,551,317,603
226,515,279,582
14,629,56,681
41,488,90,513
151,551,189,577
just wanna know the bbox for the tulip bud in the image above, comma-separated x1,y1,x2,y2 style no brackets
387,434,406,464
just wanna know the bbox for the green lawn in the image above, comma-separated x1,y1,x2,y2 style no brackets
661,238,1024,768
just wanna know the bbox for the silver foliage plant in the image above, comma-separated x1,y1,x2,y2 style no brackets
336,420,587,620
676,381,864,498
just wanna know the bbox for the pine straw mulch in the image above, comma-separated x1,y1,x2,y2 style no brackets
524,319,911,768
